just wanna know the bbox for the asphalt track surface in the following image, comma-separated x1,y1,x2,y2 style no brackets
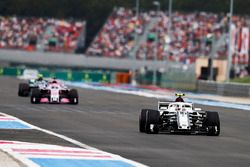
0,76,250,167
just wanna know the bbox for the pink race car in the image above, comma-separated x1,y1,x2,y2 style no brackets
30,80,78,104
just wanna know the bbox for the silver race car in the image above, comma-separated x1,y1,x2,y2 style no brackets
139,94,220,136
18,74,48,97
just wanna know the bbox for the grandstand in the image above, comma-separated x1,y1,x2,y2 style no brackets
0,16,86,53
86,7,150,58
0,9,248,66
0,6,249,80
87,8,249,66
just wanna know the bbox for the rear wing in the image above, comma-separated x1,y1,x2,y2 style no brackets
158,101,171,111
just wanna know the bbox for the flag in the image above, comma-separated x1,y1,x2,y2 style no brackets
240,27,249,55
230,24,237,53
240,27,249,64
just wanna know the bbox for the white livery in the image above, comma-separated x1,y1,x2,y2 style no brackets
139,98,220,136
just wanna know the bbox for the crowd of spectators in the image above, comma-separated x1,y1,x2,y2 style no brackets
136,11,230,64
0,10,248,62
0,16,85,53
231,16,249,65
86,7,150,58
87,8,248,65
42,19,84,52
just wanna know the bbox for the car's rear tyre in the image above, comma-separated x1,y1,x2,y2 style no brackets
18,83,29,97
69,89,78,105
145,109,160,134
139,109,147,133
204,111,220,136
30,88,41,104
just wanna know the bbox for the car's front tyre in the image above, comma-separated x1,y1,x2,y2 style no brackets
18,83,29,97
145,109,160,134
204,111,220,136
30,88,41,104
139,109,147,133
69,89,78,105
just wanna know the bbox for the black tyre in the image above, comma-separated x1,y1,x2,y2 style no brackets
139,109,147,132
30,88,41,104
18,83,29,97
69,89,78,105
204,111,220,136
145,109,160,134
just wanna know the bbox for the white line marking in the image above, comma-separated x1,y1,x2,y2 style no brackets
0,112,148,167
0,113,36,129
2,149,39,167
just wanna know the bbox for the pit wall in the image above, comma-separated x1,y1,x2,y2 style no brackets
1,66,250,97
0,66,197,91
0,67,112,83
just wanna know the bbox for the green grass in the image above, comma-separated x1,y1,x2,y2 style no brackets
231,76,250,83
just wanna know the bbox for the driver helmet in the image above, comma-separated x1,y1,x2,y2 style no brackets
52,77,57,83
37,74,43,81
175,97,184,102
175,93,185,102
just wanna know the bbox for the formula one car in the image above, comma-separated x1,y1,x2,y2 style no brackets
139,94,220,136
30,79,78,105
18,75,48,97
